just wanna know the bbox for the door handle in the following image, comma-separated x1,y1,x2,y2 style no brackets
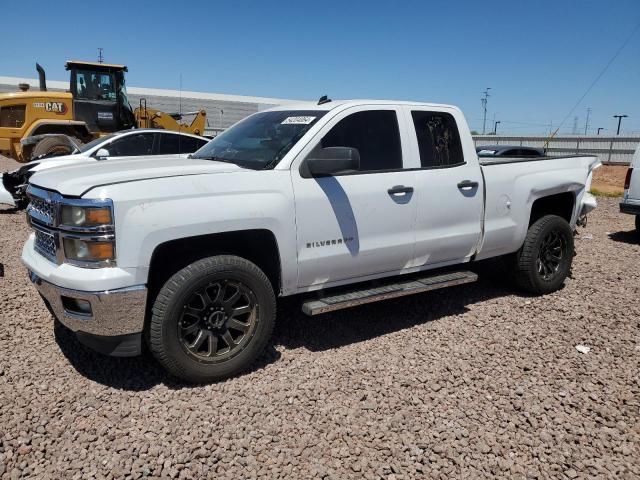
457,180,479,190
387,185,414,195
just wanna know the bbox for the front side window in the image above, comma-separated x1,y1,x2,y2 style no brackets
321,110,403,172
411,111,464,168
191,110,326,169
80,134,117,153
0,105,26,128
107,133,154,156
76,70,117,102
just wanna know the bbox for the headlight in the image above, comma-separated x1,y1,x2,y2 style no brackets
63,238,115,263
58,200,115,267
60,205,112,227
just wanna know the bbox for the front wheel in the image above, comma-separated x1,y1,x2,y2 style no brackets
511,215,574,295
149,255,276,383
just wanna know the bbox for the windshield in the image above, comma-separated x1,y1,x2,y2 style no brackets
75,70,117,101
191,110,326,169
79,133,118,153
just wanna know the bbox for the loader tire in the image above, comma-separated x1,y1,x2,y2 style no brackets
149,255,276,383
512,215,574,295
30,136,82,160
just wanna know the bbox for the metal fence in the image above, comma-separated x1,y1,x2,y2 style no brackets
473,135,639,165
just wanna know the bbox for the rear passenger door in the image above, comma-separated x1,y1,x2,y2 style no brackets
157,133,208,155
404,107,484,266
291,106,417,288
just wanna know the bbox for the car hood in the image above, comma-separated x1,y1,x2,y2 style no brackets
29,156,244,197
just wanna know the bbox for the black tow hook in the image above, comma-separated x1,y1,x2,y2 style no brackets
576,214,588,228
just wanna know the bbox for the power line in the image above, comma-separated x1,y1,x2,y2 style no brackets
550,19,640,139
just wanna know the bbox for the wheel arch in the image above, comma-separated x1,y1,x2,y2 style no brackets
528,191,576,227
27,120,93,142
146,229,283,309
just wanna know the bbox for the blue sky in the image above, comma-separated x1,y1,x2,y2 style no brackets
4,0,640,135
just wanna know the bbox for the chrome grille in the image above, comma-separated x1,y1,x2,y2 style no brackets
33,227,57,262
28,196,56,226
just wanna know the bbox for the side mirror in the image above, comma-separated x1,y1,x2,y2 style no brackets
304,147,360,177
95,148,110,159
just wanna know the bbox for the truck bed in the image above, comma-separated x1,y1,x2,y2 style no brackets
476,154,600,261
479,155,587,166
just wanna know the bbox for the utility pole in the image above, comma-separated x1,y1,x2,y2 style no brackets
494,120,501,135
98,48,104,64
572,116,578,135
584,108,591,135
481,88,491,135
597,127,604,135
613,114,628,135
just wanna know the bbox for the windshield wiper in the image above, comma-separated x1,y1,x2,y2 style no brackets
190,155,238,165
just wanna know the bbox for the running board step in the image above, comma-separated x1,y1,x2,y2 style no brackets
302,270,478,316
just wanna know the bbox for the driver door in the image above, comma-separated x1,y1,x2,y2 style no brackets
291,106,417,289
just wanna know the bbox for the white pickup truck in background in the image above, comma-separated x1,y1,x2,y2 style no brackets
22,99,600,382
620,145,639,234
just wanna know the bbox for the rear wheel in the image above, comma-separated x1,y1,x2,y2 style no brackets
512,215,574,295
149,255,276,383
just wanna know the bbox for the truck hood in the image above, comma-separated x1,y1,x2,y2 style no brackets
26,152,191,173
29,156,243,197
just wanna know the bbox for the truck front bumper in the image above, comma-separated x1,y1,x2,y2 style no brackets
29,271,147,356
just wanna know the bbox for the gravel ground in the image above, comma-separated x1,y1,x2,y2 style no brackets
1,154,639,479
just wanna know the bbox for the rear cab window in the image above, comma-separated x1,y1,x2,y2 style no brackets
410,110,464,168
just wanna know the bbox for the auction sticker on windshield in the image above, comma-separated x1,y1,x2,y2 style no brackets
281,116,316,125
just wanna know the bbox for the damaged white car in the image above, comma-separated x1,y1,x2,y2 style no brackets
0,129,208,208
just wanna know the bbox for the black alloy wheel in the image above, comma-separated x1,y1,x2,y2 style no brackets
179,280,257,362
512,214,574,295
149,255,276,383
536,229,567,281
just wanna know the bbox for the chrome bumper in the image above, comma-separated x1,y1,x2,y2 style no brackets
29,271,147,337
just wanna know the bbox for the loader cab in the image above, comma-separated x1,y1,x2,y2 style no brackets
66,61,135,133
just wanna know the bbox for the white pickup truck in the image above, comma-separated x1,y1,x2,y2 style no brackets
22,99,600,382
620,145,639,234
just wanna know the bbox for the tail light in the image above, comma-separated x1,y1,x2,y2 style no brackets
624,168,633,190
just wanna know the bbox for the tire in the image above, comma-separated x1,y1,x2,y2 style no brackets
149,255,276,383
512,215,574,295
635,215,639,235
30,136,82,160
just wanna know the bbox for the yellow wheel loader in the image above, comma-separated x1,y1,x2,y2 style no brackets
0,61,206,162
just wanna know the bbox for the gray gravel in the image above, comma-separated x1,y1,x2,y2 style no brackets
1,154,639,479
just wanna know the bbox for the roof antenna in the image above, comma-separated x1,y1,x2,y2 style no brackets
317,95,331,105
